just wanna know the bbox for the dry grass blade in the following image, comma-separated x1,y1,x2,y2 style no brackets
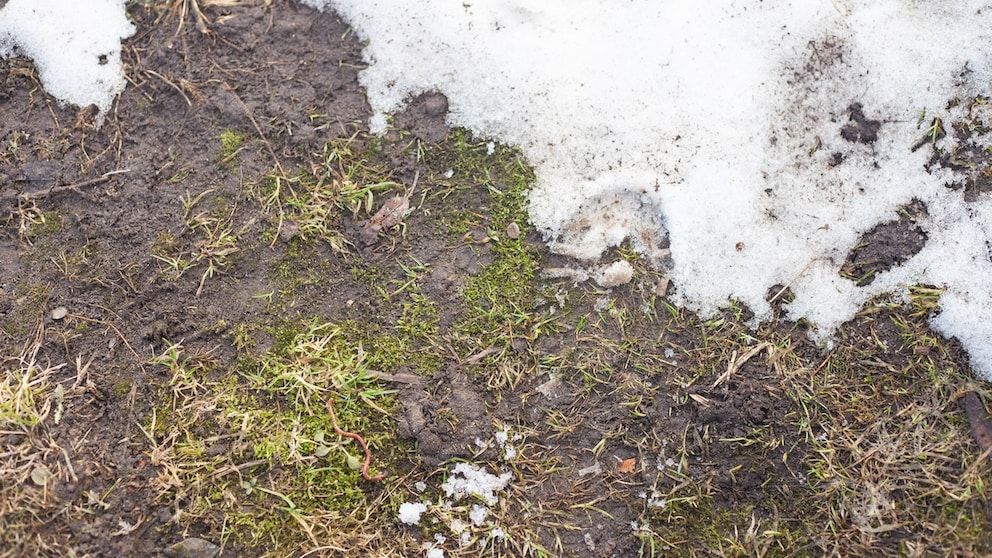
0,322,70,556
712,341,773,388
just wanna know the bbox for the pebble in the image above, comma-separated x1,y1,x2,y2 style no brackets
51,306,68,320
505,222,520,239
166,538,220,558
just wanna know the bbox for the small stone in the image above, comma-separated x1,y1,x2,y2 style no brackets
577,461,602,477
594,260,634,288
51,306,68,320
167,538,220,558
535,376,562,399
31,466,52,486
505,221,520,239
278,219,300,242
655,275,671,296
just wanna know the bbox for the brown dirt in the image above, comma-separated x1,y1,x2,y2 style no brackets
840,198,928,286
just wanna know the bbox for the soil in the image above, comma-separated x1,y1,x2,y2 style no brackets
1,2,988,558
840,198,928,286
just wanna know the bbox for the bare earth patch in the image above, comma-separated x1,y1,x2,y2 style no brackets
2,2,991,557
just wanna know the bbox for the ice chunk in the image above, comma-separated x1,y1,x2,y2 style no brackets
441,462,511,506
397,502,428,525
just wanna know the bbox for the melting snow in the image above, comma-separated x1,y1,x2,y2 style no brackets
0,0,133,119
301,0,992,379
441,462,511,506
398,502,428,526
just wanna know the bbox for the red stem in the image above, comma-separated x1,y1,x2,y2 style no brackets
326,397,387,482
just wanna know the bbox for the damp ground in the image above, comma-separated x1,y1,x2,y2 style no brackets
2,2,992,557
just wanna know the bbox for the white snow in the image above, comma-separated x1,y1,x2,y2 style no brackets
441,462,511,506
0,0,133,119
468,503,488,526
398,501,428,526
300,0,992,379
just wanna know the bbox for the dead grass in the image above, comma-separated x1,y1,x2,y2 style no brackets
780,296,992,557
0,322,71,557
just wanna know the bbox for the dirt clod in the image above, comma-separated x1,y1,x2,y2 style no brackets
841,102,882,144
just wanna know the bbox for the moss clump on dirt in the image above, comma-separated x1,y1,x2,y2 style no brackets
270,240,337,295
345,258,443,373
1,283,50,337
218,129,247,171
416,129,552,388
143,320,411,555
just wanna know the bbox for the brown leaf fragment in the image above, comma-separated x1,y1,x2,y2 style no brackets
369,195,410,229
960,391,992,451
617,458,637,474
369,170,419,229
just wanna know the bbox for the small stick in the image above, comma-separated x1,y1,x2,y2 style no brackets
326,397,387,482
8,169,130,201
13,176,108,201
712,342,773,388
960,391,992,452
768,259,818,304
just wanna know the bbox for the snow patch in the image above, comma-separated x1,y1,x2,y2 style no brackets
0,0,134,119
398,502,428,525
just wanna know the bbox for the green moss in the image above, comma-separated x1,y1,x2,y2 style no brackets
1,283,50,336
23,210,62,238
422,129,543,339
218,129,247,171
228,322,256,352
142,318,413,555
396,292,439,340
112,380,132,398
460,240,539,337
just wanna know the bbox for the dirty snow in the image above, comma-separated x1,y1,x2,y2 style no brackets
0,0,133,118
441,462,511,506
300,0,992,379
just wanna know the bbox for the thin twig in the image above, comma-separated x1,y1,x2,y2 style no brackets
768,259,820,304
10,170,129,202
12,169,130,201
143,69,193,106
